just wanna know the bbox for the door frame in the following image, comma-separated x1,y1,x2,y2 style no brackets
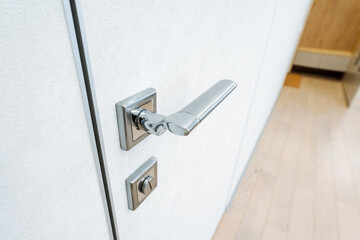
63,1,119,239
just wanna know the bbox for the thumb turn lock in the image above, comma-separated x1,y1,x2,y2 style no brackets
138,176,154,195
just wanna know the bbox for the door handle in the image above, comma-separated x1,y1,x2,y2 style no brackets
132,80,237,136
116,80,237,150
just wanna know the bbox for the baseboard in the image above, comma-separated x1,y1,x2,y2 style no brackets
293,47,352,72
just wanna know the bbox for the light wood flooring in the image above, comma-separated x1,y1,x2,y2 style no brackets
213,75,360,240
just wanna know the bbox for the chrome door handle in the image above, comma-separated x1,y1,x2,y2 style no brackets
116,80,237,150
133,80,236,136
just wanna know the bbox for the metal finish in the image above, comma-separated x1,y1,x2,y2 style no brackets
116,80,237,150
115,88,156,150
125,157,158,210
138,176,154,195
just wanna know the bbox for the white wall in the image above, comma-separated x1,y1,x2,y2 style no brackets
0,1,111,239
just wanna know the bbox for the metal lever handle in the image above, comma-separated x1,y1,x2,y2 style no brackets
132,80,237,136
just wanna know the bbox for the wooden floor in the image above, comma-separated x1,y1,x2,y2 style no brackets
213,75,360,240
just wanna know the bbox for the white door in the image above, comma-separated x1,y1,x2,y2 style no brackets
0,1,112,239
69,0,312,239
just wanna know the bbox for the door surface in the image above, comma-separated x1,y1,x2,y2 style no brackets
0,1,111,239
0,1,312,239
75,0,311,239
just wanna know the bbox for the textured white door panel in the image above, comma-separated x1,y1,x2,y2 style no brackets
80,0,280,239
227,0,313,202
0,1,111,239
